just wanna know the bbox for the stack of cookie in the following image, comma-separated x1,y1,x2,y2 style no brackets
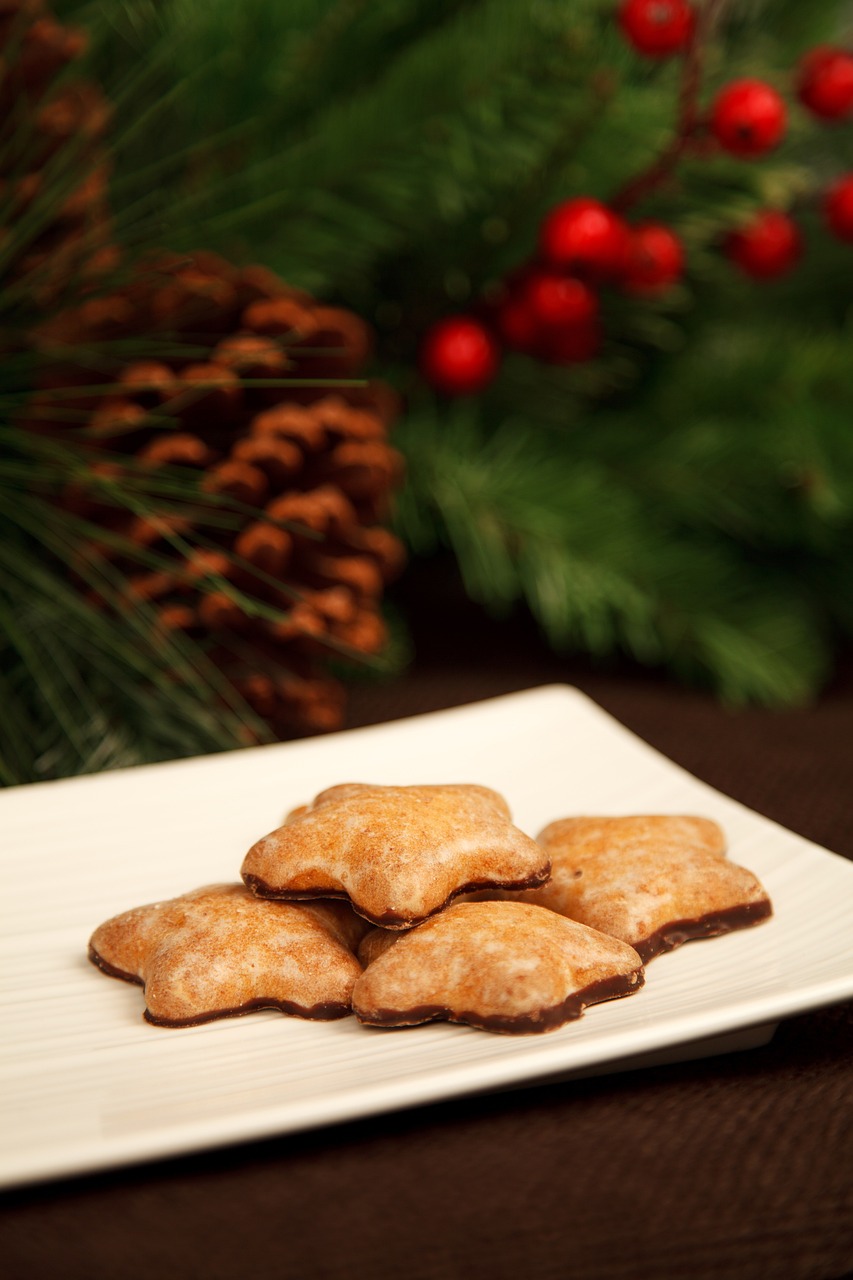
88,783,772,1035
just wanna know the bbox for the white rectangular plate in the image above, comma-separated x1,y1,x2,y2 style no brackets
3,685,853,1189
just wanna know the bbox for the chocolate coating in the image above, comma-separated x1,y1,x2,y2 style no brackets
242,783,551,928
87,884,367,1026
242,868,551,929
634,898,774,963
360,969,644,1035
353,900,645,1035
87,946,353,1026
530,815,772,959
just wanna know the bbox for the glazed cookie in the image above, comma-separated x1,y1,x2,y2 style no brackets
242,783,550,929
88,883,368,1026
357,927,398,969
532,815,772,961
352,900,644,1034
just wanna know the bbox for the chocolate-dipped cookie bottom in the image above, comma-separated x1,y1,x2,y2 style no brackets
355,966,645,1035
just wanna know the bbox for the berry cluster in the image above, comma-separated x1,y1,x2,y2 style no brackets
722,45,853,279
421,200,685,397
420,0,853,396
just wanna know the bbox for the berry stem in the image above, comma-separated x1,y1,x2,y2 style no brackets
611,0,730,212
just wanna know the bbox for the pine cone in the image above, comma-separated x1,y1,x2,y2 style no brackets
0,0,115,308
10,0,406,740
28,251,406,736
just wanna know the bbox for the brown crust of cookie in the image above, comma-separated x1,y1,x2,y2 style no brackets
531,814,772,958
242,783,551,929
88,945,143,988
352,901,645,1034
634,898,773,963
87,884,366,1026
142,998,353,1027
87,943,352,1025
358,968,645,1035
242,866,551,929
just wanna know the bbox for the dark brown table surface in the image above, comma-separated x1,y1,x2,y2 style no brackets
3,567,852,1280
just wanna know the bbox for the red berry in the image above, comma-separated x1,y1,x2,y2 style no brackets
618,0,694,58
710,79,787,157
798,46,853,121
824,174,853,242
420,315,500,395
539,198,630,281
724,210,802,279
522,271,599,330
621,223,685,292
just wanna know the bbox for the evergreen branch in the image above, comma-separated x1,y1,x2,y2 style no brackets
394,405,831,707
611,0,732,212
0,533,272,783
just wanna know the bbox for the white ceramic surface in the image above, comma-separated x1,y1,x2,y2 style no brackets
3,685,852,1188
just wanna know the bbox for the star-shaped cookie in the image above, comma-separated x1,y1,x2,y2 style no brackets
88,883,368,1025
531,815,772,961
352,900,645,1034
241,783,550,929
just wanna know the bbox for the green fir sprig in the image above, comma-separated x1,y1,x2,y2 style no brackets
393,403,831,707
0,425,273,785
4,0,853,785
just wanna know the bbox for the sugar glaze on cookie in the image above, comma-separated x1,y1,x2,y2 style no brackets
352,900,645,1034
242,783,551,929
88,883,368,1026
532,815,772,961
